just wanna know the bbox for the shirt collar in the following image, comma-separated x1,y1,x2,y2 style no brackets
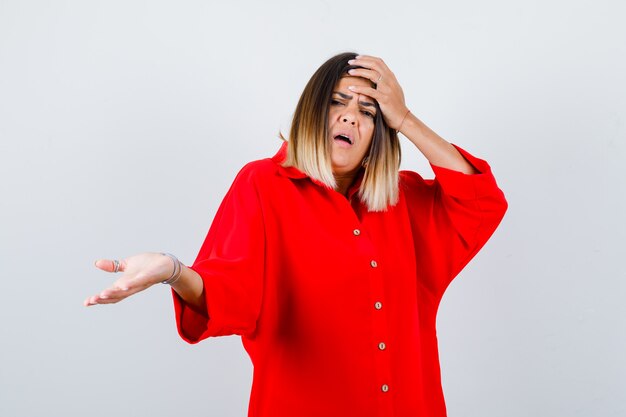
271,141,308,179
271,141,365,198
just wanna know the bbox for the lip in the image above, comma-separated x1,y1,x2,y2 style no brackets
332,131,355,146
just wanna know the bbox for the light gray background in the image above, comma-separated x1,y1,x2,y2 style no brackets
1,0,624,416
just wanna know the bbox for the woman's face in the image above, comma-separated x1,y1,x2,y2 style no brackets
328,76,377,178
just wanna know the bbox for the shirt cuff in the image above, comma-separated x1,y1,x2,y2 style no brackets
171,265,211,344
429,144,499,200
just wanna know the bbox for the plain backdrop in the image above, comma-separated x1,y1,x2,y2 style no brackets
1,0,624,416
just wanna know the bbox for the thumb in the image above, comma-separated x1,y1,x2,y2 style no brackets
94,259,126,273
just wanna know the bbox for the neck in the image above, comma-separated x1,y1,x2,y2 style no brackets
334,169,360,198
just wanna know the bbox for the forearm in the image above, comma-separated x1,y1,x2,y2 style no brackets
399,113,478,174
170,265,207,315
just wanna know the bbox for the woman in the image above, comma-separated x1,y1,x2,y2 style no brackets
84,52,507,417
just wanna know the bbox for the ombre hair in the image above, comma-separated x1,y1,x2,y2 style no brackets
283,52,401,212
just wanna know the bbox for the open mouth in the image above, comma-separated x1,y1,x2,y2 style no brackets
334,134,353,145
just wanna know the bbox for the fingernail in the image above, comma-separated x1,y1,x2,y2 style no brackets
348,59,355,64
348,86,356,91
121,287,129,291
99,294,108,299
348,69,356,75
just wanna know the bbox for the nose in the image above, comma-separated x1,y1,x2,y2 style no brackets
340,105,357,126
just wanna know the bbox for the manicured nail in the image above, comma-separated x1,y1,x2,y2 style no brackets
348,69,356,75
348,59,355,64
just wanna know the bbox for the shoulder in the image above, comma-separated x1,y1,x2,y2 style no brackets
237,142,307,185
231,157,287,191
399,170,436,192
396,170,439,210
238,157,278,177
399,169,424,185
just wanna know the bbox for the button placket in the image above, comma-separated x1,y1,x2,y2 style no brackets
361,242,391,409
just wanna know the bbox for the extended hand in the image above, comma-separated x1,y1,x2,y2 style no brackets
84,252,174,306
346,55,410,131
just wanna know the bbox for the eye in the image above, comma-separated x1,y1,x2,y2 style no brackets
331,99,343,105
361,110,375,119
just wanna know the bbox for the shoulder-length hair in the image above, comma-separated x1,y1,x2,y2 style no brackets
283,52,401,212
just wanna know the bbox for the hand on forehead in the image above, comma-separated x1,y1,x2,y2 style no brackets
336,76,376,104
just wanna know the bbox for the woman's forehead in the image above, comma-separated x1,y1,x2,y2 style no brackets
333,76,376,102
336,75,373,89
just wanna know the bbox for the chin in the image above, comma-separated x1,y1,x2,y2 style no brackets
331,163,359,175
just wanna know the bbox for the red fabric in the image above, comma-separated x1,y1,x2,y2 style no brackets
172,142,507,417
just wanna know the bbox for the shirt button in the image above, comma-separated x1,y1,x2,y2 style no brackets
378,342,386,350
381,384,389,392
370,260,378,268
353,229,361,236
374,301,382,310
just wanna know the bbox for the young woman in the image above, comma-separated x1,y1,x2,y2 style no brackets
84,52,508,417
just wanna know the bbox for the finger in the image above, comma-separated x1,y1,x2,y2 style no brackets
349,59,383,78
84,294,101,306
101,280,150,301
94,259,126,273
97,286,145,304
99,286,128,299
111,272,152,293
85,289,129,306
84,281,130,306
93,295,125,304
349,56,388,75
347,68,382,84
347,84,382,101
354,54,383,62
94,259,115,272
353,55,390,72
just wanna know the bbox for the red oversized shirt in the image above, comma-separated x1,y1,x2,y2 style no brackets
172,142,507,417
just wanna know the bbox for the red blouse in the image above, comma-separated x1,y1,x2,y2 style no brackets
172,142,507,417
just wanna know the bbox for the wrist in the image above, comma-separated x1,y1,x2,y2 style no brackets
395,108,411,133
161,253,183,285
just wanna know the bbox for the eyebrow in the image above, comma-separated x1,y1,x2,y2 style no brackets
333,91,377,109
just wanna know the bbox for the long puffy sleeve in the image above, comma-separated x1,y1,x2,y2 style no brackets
172,162,266,343
401,144,508,301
